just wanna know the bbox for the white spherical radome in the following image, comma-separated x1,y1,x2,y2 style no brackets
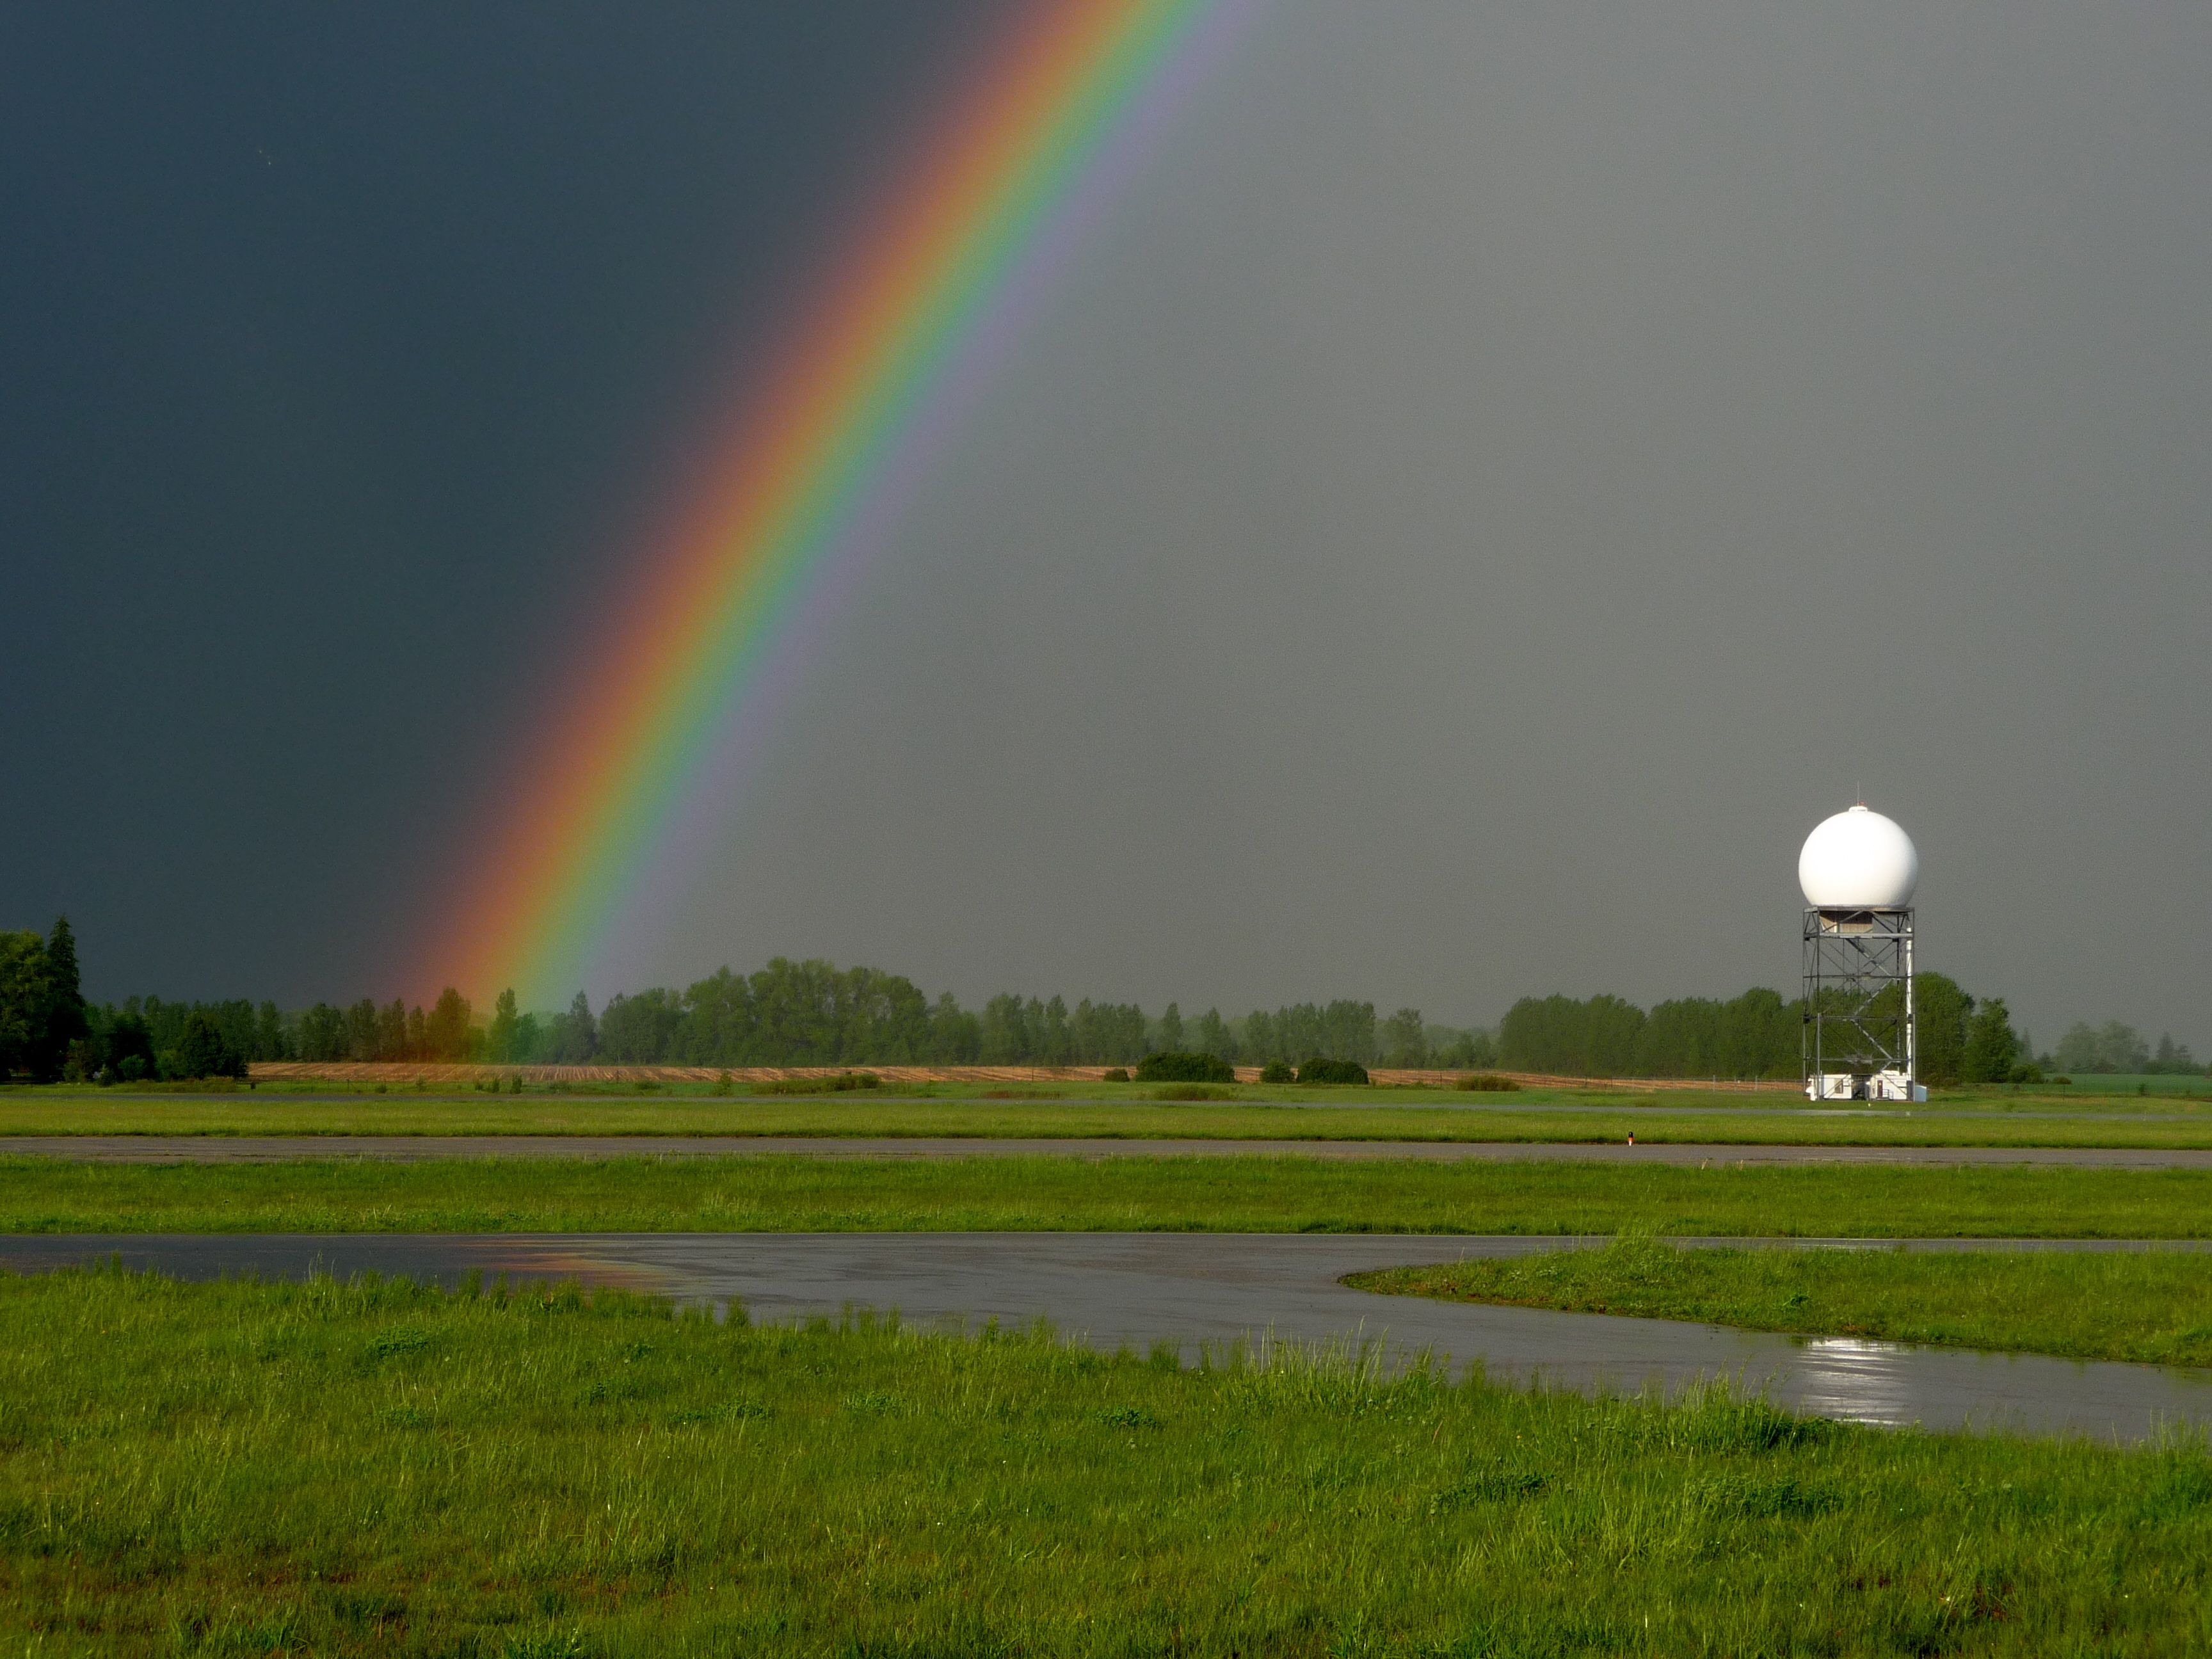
1798,805,1918,910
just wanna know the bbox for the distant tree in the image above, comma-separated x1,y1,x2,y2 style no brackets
424,988,473,1061
1038,995,1073,1066
598,988,681,1063
1498,994,1643,1078
1156,1003,1183,1055
487,990,522,1062
343,999,378,1061
2099,1020,2151,1073
1426,1026,1496,1070
547,991,598,1063
1914,974,1973,1088
1238,1010,1279,1065
100,1012,155,1080
1190,1007,1233,1061
253,1000,291,1062
0,931,49,1078
1379,1008,1427,1069
173,1010,244,1080
2054,1020,2149,1075
1962,997,2022,1085
927,992,981,1064
2149,1034,2200,1075
979,994,1029,1064
0,919,86,1081
373,999,406,1062
43,918,87,1062
298,1003,347,1062
1278,1004,1324,1062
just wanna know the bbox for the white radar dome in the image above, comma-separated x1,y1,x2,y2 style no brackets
1798,805,1918,910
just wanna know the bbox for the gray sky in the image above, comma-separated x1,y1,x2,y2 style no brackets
6,2,2208,1048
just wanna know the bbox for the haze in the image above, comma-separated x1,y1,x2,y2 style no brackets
4,1,2207,1049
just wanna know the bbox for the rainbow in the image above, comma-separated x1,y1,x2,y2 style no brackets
431,0,1247,1004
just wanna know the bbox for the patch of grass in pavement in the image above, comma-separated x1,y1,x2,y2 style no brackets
8,1155,2212,1238
3,1267,2210,1655
1350,1237,2212,1367
2,1091,2211,1146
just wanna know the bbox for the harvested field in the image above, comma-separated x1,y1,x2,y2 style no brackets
246,1061,1798,1091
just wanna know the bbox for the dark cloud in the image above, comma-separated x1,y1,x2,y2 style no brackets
6,2,2208,1047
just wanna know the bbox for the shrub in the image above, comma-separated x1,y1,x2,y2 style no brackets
1258,1061,1295,1085
1457,1073,1521,1093
758,1071,883,1095
1152,1083,1235,1102
1100,1068,1130,1084
1135,1051,1235,1084
1296,1057,1369,1086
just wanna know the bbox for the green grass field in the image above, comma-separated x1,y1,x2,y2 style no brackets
3,1267,2208,1656
1352,1238,2212,1367
3,1087,2210,1146
9,1154,2212,1238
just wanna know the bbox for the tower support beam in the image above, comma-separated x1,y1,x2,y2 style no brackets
1802,908,1921,1102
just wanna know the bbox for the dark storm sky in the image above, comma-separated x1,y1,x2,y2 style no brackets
6,3,2209,1048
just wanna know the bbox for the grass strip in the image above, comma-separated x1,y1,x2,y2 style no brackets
1350,1238,2212,1368
8,1155,2212,1237
2,1268,2210,1655
3,1092,2211,1146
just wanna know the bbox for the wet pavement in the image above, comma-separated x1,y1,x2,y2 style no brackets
7,1135,2212,1167
6,1231,2210,1441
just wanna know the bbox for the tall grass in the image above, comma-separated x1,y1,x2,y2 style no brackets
2,1267,2209,1655
6,1154,2212,1239
1352,1237,2212,1366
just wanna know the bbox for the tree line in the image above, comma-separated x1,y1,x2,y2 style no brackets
474,963,1497,1070
2050,1022,2200,1075
1493,976,2037,1086
4,915,2204,1083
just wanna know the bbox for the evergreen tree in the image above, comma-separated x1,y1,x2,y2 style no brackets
1156,1002,1183,1054
549,991,597,1063
1962,997,2021,1084
173,1009,244,1079
44,917,86,1051
488,990,522,1062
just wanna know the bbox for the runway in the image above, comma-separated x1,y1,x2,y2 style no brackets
8,1230,2209,1441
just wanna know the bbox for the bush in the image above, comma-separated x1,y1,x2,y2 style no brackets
1295,1057,1369,1086
1258,1061,1295,1085
1100,1068,1130,1084
1135,1051,1235,1084
1152,1083,1236,1101
1457,1073,1521,1093
757,1071,883,1096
